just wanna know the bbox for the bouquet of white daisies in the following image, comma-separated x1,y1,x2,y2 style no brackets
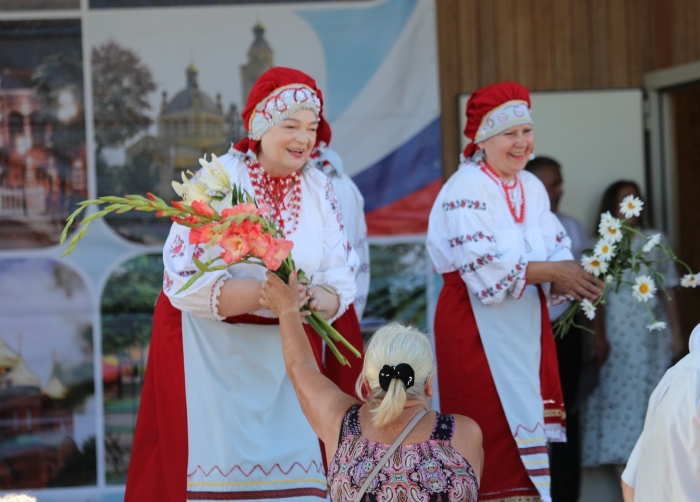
553,194,699,337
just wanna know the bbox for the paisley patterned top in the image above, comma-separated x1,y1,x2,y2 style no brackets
328,405,479,502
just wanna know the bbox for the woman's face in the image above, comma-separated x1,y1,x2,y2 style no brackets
257,108,318,177
615,183,640,226
480,123,534,180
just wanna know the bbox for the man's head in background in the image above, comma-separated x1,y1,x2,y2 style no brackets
526,156,563,213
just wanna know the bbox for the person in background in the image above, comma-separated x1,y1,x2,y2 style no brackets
526,156,595,502
259,270,483,502
621,324,700,502
311,141,370,320
581,180,684,486
311,139,369,399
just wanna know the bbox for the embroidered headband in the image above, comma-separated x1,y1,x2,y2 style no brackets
474,100,532,145
378,364,415,392
248,84,322,140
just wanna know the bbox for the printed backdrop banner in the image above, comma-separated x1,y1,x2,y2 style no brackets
0,0,440,500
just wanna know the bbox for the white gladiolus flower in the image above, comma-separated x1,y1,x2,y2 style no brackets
619,194,644,219
594,240,616,261
632,275,657,302
680,273,700,288
646,321,667,331
642,234,661,253
599,217,623,243
582,255,608,276
581,299,596,320
172,154,233,212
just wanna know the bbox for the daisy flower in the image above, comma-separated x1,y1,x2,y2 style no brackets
632,275,657,302
619,194,644,219
646,321,667,331
605,274,615,284
599,211,615,228
581,255,608,276
598,217,623,243
642,234,661,253
581,299,596,320
594,240,616,261
680,273,700,288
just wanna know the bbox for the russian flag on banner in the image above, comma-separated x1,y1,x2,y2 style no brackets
298,0,442,236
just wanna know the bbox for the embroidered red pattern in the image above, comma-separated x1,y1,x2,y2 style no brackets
186,488,327,500
479,161,526,223
247,160,302,235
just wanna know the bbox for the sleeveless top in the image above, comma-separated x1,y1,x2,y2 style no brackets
327,405,479,502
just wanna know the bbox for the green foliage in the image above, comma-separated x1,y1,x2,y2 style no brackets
364,244,428,330
91,40,156,152
101,254,163,355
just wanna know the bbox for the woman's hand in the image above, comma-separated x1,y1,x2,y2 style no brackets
260,271,304,318
549,261,603,301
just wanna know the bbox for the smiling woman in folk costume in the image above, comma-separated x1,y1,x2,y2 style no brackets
426,82,602,502
124,67,364,502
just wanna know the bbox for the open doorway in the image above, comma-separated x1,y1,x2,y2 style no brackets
645,61,700,346
670,86,700,341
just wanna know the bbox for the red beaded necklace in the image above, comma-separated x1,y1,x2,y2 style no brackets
247,161,302,234
479,161,526,223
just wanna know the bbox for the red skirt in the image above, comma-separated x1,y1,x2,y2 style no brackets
435,272,563,501
124,293,364,501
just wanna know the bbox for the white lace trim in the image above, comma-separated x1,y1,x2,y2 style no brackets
209,274,228,321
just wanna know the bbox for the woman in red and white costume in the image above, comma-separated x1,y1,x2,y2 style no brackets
125,67,363,502
427,82,601,502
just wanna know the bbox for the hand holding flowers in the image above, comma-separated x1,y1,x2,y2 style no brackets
553,195,699,337
60,153,361,365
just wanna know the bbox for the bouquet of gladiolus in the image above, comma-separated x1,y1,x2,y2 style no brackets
60,154,361,366
553,194,699,338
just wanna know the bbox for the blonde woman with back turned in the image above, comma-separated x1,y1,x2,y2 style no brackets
260,270,483,502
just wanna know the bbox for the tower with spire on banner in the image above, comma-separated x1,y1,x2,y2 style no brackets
240,22,274,105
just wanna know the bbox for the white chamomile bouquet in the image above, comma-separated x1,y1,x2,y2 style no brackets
553,194,699,337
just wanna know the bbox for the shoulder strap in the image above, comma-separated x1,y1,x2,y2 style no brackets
352,409,428,502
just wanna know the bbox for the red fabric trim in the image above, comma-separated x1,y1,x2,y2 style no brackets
186,488,328,500
188,461,323,478
537,286,567,436
518,446,548,455
526,468,551,477
435,272,538,500
321,304,364,398
125,291,188,502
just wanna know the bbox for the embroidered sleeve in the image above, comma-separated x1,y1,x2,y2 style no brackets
163,222,229,320
310,174,358,323
443,190,528,306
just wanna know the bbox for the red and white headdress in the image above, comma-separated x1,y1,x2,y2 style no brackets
462,82,533,161
233,67,331,156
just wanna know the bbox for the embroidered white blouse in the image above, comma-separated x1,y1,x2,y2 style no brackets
427,161,573,304
162,152,359,322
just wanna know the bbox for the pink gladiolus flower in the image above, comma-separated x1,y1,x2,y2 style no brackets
249,233,274,258
189,223,216,245
185,214,201,224
219,230,251,264
171,200,186,211
222,202,260,217
262,237,294,270
191,200,215,217
235,218,263,237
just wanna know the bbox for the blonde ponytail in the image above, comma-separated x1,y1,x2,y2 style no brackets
355,323,435,428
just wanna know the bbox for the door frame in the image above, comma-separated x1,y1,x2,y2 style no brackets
644,60,700,247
